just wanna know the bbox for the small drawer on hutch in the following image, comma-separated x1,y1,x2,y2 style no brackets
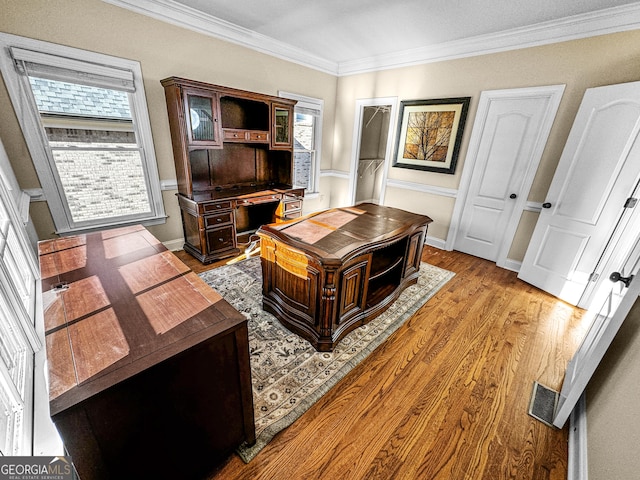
223,129,246,141
206,226,235,252
248,131,269,142
202,201,233,213
205,212,233,228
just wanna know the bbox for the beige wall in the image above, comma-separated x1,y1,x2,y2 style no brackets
0,0,337,243
587,296,640,479
334,31,640,255
2,0,640,256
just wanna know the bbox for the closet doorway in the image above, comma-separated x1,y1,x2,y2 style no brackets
348,98,397,205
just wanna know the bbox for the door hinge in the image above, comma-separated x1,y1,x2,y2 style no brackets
589,272,599,282
624,197,638,208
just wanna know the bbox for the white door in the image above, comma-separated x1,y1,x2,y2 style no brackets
518,81,640,306
552,229,640,428
450,86,564,267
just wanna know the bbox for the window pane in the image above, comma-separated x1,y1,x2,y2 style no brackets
28,77,152,224
29,77,131,118
294,113,314,150
294,112,316,190
49,145,151,222
293,151,313,191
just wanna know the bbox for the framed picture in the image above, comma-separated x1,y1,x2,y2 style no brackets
392,97,470,174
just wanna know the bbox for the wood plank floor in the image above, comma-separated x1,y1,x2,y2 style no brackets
177,246,588,480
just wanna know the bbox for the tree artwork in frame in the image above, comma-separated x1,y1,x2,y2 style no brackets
392,97,470,174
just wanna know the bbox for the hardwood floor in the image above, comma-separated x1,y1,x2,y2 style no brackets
179,246,587,480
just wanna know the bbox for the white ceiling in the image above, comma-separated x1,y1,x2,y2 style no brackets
105,0,640,75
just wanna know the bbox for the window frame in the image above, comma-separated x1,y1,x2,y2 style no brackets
0,139,42,456
0,33,166,235
279,91,323,195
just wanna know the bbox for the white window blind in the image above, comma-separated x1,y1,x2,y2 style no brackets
10,47,135,92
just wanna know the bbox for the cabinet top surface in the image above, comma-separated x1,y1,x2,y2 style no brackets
258,203,432,260
188,184,302,203
38,225,245,414
160,76,297,106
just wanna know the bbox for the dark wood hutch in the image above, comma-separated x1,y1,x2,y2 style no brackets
161,77,303,263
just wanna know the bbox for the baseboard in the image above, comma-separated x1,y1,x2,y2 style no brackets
424,235,446,250
498,257,522,273
568,393,588,480
163,238,184,251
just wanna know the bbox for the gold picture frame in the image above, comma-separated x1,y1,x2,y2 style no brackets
392,97,470,174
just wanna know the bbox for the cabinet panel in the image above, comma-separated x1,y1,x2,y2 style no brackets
183,88,222,147
404,231,424,278
338,258,369,324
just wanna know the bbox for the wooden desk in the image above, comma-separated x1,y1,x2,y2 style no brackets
178,186,304,263
39,225,255,480
257,204,432,351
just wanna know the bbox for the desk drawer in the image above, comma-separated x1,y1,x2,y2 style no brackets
284,211,302,220
205,212,233,228
203,201,233,213
283,200,302,212
206,225,235,252
236,194,280,207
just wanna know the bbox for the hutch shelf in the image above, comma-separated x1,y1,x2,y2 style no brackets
161,77,303,263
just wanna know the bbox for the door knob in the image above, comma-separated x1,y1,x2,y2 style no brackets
609,271,634,288
509,193,517,199
542,202,552,208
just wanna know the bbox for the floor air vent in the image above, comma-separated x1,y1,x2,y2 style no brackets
528,381,559,428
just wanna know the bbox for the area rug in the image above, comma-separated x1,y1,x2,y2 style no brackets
199,257,454,463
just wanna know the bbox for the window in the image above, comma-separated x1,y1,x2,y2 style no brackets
280,92,323,194
0,34,165,234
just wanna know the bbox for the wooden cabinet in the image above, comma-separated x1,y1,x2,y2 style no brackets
39,225,255,480
258,203,432,351
161,77,303,263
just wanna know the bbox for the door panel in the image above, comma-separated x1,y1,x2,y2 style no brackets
451,86,564,264
552,229,640,427
519,81,640,306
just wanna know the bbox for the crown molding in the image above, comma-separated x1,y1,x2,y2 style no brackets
100,0,338,74
103,0,640,76
338,3,640,75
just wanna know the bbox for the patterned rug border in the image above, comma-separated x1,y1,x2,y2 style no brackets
200,258,454,463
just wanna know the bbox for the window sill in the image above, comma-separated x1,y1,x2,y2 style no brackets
55,215,168,236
